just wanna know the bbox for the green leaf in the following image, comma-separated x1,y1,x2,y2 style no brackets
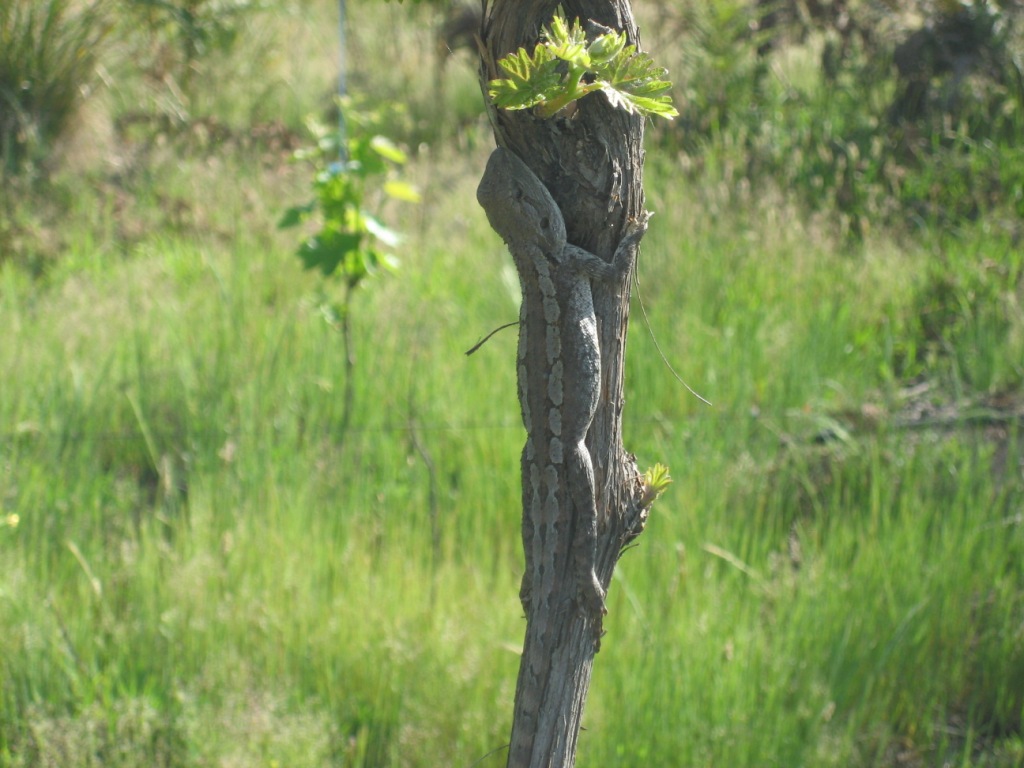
600,84,679,118
487,13,678,120
378,252,400,272
370,135,408,164
595,48,679,118
363,247,400,275
643,463,673,493
297,231,362,276
346,248,397,288
543,15,589,68
641,463,673,508
597,47,661,92
319,301,345,328
347,137,389,177
278,201,315,229
587,29,627,65
496,43,554,83
490,44,562,111
341,253,370,289
383,180,422,203
363,213,402,248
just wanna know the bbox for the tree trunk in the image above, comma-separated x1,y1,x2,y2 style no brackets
478,2,652,766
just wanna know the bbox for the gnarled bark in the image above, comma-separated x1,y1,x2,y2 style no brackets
478,2,652,766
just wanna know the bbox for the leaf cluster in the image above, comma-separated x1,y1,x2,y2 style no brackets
279,100,420,294
488,15,678,120
640,463,673,508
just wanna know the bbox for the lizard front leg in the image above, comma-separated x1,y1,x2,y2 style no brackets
561,212,650,283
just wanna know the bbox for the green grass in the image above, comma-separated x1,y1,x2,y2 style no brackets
0,0,111,173
2,1,1023,766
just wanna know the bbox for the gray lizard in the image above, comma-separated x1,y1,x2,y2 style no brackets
477,147,649,637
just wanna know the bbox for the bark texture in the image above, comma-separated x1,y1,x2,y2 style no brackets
479,2,652,766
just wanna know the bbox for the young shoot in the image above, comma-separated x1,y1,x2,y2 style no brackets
488,15,679,119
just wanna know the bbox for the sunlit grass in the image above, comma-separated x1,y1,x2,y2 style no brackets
1,1,1022,767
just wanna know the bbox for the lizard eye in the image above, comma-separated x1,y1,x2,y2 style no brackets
540,217,549,230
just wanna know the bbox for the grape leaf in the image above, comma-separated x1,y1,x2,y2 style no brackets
490,44,562,110
488,13,678,120
543,15,589,68
594,48,679,118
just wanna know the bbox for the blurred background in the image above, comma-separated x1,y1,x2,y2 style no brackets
1,1,1022,766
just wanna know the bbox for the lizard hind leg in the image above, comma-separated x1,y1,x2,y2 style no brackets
565,440,606,620
520,439,541,615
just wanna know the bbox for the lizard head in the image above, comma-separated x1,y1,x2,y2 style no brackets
477,148,567,255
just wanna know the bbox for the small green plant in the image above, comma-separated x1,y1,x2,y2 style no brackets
487,14,678,119
279,100,419,437
280,110,418,289
640,462,672,508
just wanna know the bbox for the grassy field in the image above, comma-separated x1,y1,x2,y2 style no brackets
2,1,1023,766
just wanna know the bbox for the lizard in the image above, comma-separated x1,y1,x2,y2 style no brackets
476,146,649,645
